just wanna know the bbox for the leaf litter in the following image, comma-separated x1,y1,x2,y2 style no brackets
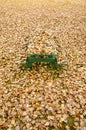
0,0,86,130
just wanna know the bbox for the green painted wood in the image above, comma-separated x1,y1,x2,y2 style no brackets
22,54,57,69
27,58,57,62
21,53,68,69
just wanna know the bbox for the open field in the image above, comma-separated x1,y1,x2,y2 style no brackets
0,0,86,130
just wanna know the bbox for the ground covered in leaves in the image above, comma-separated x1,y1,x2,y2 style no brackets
0,0,86,130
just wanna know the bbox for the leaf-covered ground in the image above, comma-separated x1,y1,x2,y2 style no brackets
0,0,86,130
